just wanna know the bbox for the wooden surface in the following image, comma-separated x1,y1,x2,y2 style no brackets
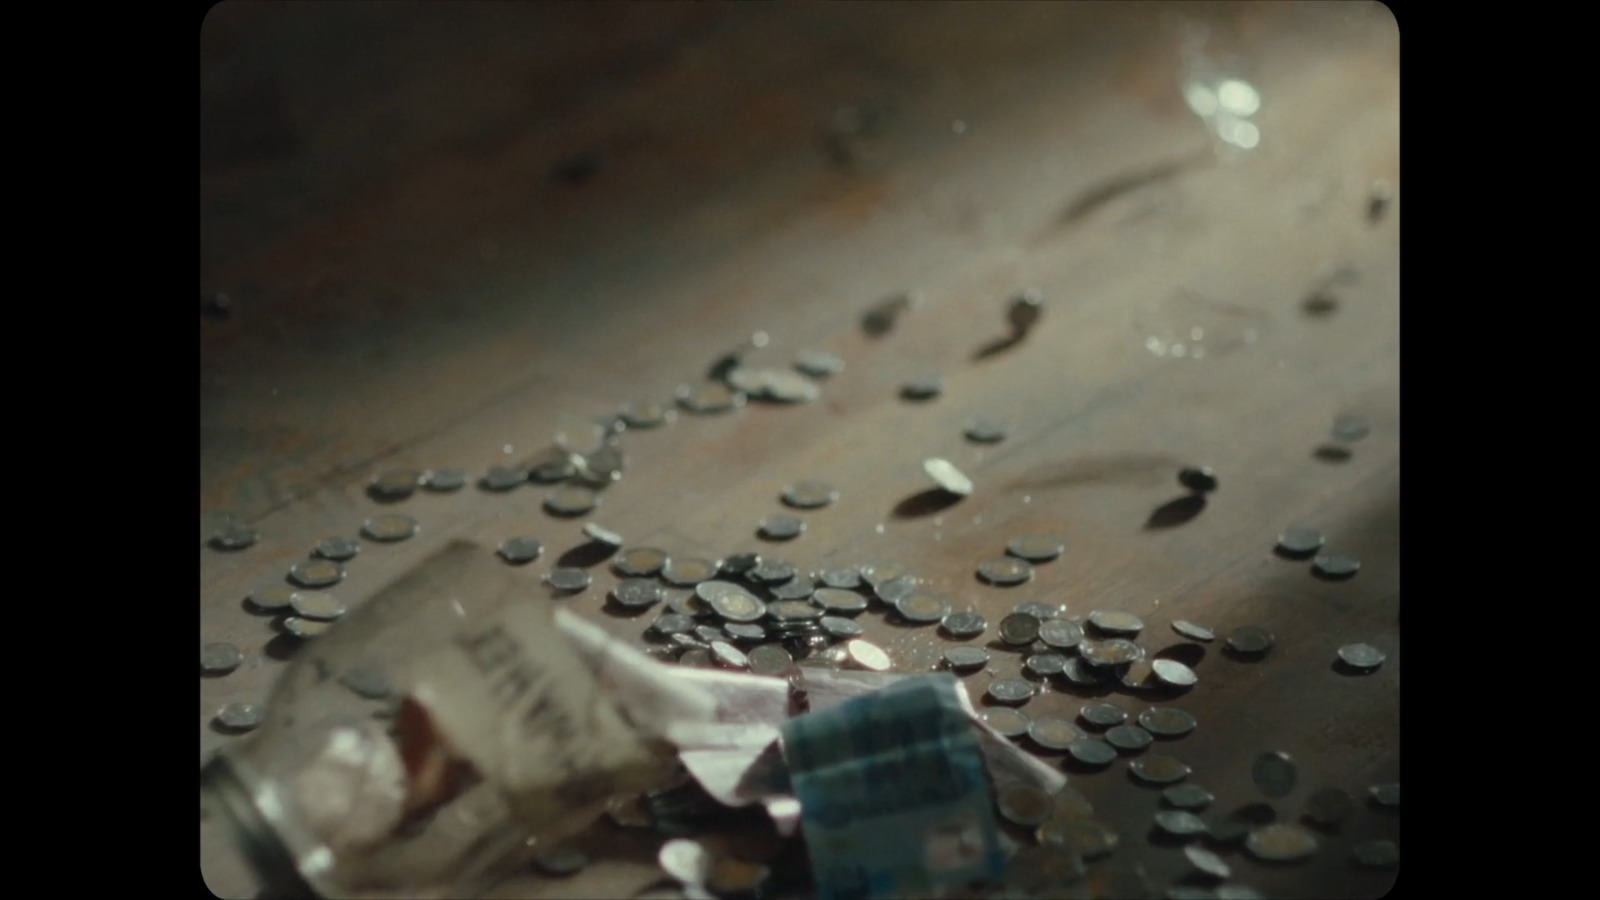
201,2,1399,898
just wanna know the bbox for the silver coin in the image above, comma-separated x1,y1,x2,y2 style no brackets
875,576,918,604
616,547,670,577
1060,656,1109,686
1036,817,1118,860
678,648,714,668
820,616,864,639
901,374,944,399
573,445,626,487
1225,626,1274,655
580,522,623,548
940,610,987,637
1252,751,1297,799
982,707,1031,738
313,536,360,562
200,642,243,674
663,557,718,586
1303,787,1354,826
1025,652,1068,677
978,556,1034,586
1080,639,1143,667
211,522,258,550
1312,553,1360,579
529,459,577,483
895,589,951,623
1013,601,1064,621
1368,783,1399,808
694,624,727,645
1080,703,1126,728
923,458,973,495
1155,810,1209,837
1183,845,1231,879
719,552,761,577
1337,642,1385,670
1106,724,1153,752
288,560,344,589
812,587,867,614
1350,839,1398,868
987,679,1035,704
859,562,911,587
750,558,798,584
671,633,709,652
844,639,891,671
710,641,750,670
479,465,526,492
1244,824,1318,862
1152,659,1198,688
282,617,331,638
668,589,712,617
1065,739,1117,767
1088,610,1144,636
362,513,418,542
944,646,990,669
704,588,767,623
652,613,695,636
1130,754,1191,785
620,400,676,429
248,586,297,611
770,578,816,600
1138,707,1198,738
498,537,544,565
747,644,794,677
338,665,393,700
613,579,664,609
724,622,767,642
760,514,806,540
1120,660,1160,692
726,366,768,396
998,613,1042,645
816,567,861,589
763,369,821,403
1274,527,1324,558
532,847,589,876
794,350,844,378
369,469,421,500
1163,783,1215,810
547,567,591,592
1039,619,1084,650
781,480,838,509
997,783,1054,827
290,591,347,621
964,418,1007,444
767,599,824,622
1331,413,1370,442
676,381,746,414
215,702,263,731
544,485,599,517
1028,717,1084,752
1171,620,1215,642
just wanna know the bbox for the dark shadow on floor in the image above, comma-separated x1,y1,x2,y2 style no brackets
893,488,964,519
1145,494,1206,529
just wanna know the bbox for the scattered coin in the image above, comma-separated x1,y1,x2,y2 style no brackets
724,622,766,642
1080,703,1127,728
1312,553,1361,579
532,847,589,877
211,522,258,550
820,616,864,639
362,513,418,542
575,523,622,549
616,547,670,577
1171,620,1215,642
1028,717,1084,751
923,458,973,496
703,587,766,623
844,639,891,671
312,536,360,562
1024,652,1067,678
770,578,816,600
1120,660,1159,692
894,589,951,623
939,610,987,638
668,590,713,617
200,642,243,674
794,350,844,378
288,560,344,589
479,465,526,492
1138,707,1198,738
710,641,750,670
987,679,1035,704
369,469,421,500
1152,659,1198,688
1274,527,1324,558
663,557,718,586
613,579,664,609
1155,810,1209,837
282,617,331,639
678,648,714,668
1013,602,1064,622
1065,739,1117,767
694,624,727,645
1163,783,1215,810
1178,466,1219,493
745,643,794,677
944,645,990,669
1368,783,1399,808
779,479,839,510
767,599,825,623
759,514,806,541
1331,414,1370,442
1303,787,1355,827
726,367,767,396
998,783,1054,827
1184,845,1231,879
1039,619,1084,650
1008,290,1043,334
815,566,860,589
1088,610,1144,636
671,633,709,652
652,613,695,636
750,558,798,584
1037,817,1118,859
676,381,745,414
1336,642,1385,670
812,587,867,615
248,586,297,611
763,369,821,403
497,537,543,565
978,556,1034,585
215,702,263,731
1245,824,1318,862
1225,626,1274,655
982,707,1031,737
1130,754,1191,785
1106,725,1154,752
620,400,675,429
1060,656,1109,686
1252,752,1297,799
874,576,918,605
901,374,944,400
1351,839,1398,868
547,567,591,593
719,553,761,577
1080,639,1143,667
529,458,576,483
858,562,909,587
338,665,392,700
998,613,1043,645
964,418,1007,444
290,591,346,621
544,485,599,516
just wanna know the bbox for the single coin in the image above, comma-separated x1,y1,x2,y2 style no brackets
817,567,861,589
652,613,695,636
288,559,344,589
981,707,1031,738
760,514,805,541
1252,751,1297,799
844,639,891,671
362,513,418,542
723,622,767,642
532,847,589,877
1065,739,1117,767
1130,754,1191,785
1351,839,1399,868
582,522,623,548
1007,535,1065,563
987,679,1035,704
663,557,718,586
901,374,944,399
944,645,990,670
998,613,1043,646
1060,656,1110,686
248,586,297,611
1106,725,1153,752
479,465,526,492
544,485,599,516
998,783,1054,827
314,536,360,561
1312,554,1360,579
1303,787,1355,827
1274,527,1324,558
1368,783,1399,808
1080,639,1143,667
859,562,910,587
923,458,973,496
1245,824,1318,862
894,589,951,623
1025,652,1068,677
547,567,591,592
1080,703,1127,728
940,610,987,638
782,481,838,509
694,624,727,645
1048,786,1096,821
1184,845,1231,879
964,418,1007,444
676,381,746,414
620,400,675,429
616,547,670,577
678,648,714,668
769,578,815,601
1039,619,1084,650
290,591,346,621
1331,413,1370,442
978,556,1034,586
1225,626,1274,655
710,641,750,670
1008,290,1043,333
719,552,761,577
1037,818,1118,860
668,590,713,617
215,703,263,731
529,458,576,483
282,617,331,638
1028,717,1084,751
1120,660,1159,692
726,366,768,396
746,644,794,677
704,588,767,623
1088,610,1144,636
1139,707,1198,738
813,587,868,614
1336,642,1385,670
497,537,543,565
200,642,243,674
874,576,918,604
211,522,258,550
369,469,421,500
761,372,818,405
1155,810,1209,837
820,616,863,639
613,579,664,609
750,558,798,584
1013,601,1064,621
794,350,844,378
1163,783,1215,810
768,600,824,624
1178,466,1219,493
1172,620,1215,642
1152,659,1198,688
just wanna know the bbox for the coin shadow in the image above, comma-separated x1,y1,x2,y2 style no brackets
1311,567,1358,583
364,486,413,505
1221,646,1270,664
1330,659,1378,677
892,488,964,519
1154,643,1207,667
1365,797,1399,816
263,632,305,662
602,599,657,619
558,541,616,568
1145,494,1207,530
239,597,278,617
756,531,803,544
1061,756,1116,776
476,480,525,495
972,333,1023,362
1313,444,1353,463
1272,545,1318,561
1145,828,1198,849
1298,813,1345,834
199,666,237,679
209,719,258,737
542,505,592,519
207,538,254,552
